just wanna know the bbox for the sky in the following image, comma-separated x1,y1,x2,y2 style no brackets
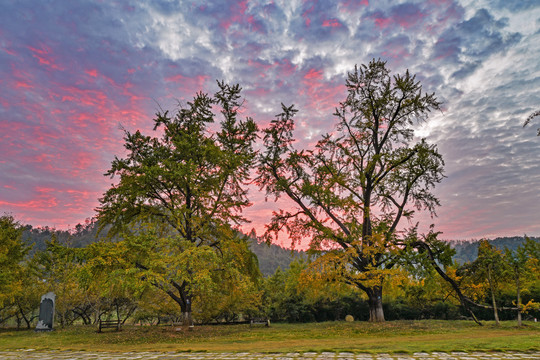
0,0,539,245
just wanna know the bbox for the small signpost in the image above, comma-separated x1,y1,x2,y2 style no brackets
35,292,55,331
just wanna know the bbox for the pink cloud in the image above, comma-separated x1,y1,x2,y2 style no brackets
246,15,262,32
237,0,248,15
247,59,274,80
165,74,209,96
339,0,369,12
374,17,393,29
63,189,93,211
11,65,35,88
0,184,104,229
248,59,272,71
275,59,297,78
1,55,152,208
396,12,426,28
15,81,33,88
85,69,98,77
382,44,411,59
3,47,16,56
372,7,426,30
304,68,323,80
0,120,30,144
245,87,270,97
300,68,345,115
27,44,64,71
48,72,148,133
322,18,343,28
302,4,315,27
425,0,463,35
219,0,263,33
0,187,58,210
69,151,95,171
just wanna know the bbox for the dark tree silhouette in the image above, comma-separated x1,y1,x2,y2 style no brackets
523,108,540,136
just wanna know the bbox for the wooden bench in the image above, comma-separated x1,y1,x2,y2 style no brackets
250,318,270,327
98,319,121,332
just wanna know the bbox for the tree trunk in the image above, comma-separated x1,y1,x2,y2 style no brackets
367,286,385,322
487,265,500,325
121,305,137,325
516,271,522,326
17,304,31,329
162,280,193,328
72,308,90,325
182,295,193,327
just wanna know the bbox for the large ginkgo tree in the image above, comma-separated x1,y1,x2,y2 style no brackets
97,82,258,325
257,59,445,322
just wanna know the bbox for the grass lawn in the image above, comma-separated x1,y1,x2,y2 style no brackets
0,320,538,353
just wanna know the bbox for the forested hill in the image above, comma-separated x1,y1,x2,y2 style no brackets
246,237,305,277
20,221,536,272
450,236,540,264
21,219,106,253
20,220,304,277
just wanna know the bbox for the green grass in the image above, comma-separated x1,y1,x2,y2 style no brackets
0,320,538,353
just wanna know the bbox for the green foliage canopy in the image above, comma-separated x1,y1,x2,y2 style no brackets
98,82,258,239
0,215,29,308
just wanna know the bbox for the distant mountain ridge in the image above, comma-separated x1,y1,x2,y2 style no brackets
449,236,540,264
246,237,305,276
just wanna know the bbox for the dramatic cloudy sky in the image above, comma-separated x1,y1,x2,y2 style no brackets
1,0,539,244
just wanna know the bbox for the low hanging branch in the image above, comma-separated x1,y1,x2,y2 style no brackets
523,109,540,136
410,240,519,326
410,240,482,325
